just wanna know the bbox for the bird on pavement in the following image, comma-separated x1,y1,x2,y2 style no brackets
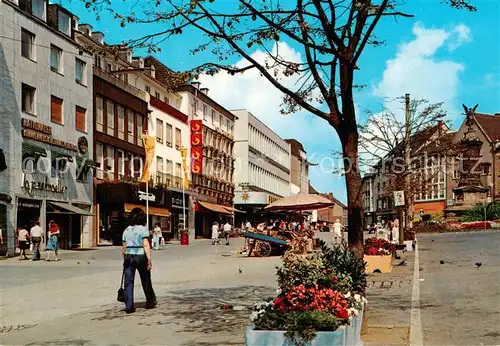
397,260,407,266
475,262,482,268
238,266,243,274
440,260,445,265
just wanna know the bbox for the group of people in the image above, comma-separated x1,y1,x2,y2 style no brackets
367,219,400,243
15,220,60,261
211,220,233,245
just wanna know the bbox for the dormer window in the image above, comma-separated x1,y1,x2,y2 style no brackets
32,0,46,20
57,10,71,36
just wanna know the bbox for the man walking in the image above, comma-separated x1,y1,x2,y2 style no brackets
30,221,43,261
223,220,232,246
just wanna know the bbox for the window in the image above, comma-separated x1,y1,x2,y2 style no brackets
21,83,36,114
145,85,150,93
50,95,63,124
175,128,181,149
105,62,112,72
75,106,86,132
32,0,46,20
219,114,223,127
117,150,125,177
203,104,207,120
96,143,104,179
166,124,173,147
176,163,182,177
57,10,71,36
106,146,115,173
127,110,134,144
117,106,125,140
211,110,216,124
157,156,164,173
156,119,164,143
155,91,160,99
75,58,86,85
95,96,104,132
166,159,173,175
137,114,143,146
50,45,62,73
106,101,114,135
21,29,35,60
164,96,169,105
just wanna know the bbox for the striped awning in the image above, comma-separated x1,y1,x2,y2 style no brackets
198,201,232,215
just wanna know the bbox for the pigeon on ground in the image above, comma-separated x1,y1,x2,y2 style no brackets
397,260,407,266
238,266,243,274
440,260,445,265
475,262,482,268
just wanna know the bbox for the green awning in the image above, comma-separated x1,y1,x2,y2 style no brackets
22,143,47,157
48,201,93,216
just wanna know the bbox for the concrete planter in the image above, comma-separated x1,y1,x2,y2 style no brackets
245,326,347,346
364,255,393,273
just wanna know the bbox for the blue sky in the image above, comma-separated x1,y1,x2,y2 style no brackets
62,0,500,203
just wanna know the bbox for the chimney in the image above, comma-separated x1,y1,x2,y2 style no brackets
132,57,144,69
78,24,92,36
149,65,156,78
91,31,104,44
200,87,209,95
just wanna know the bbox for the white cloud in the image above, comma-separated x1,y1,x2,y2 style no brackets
449,23,472,51
374,22,468,117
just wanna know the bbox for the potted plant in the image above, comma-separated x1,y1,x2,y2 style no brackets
363,238,395,273
246,241,366,346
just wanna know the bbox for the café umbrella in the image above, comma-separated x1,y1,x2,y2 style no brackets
264,193,336,212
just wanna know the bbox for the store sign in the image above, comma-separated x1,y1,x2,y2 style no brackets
190,120,203,175
18,199,40,208
22,176,67,194
138,191,156,202
22,118,77,152
267,195,279,204
234,191,278,205
393,191,405,206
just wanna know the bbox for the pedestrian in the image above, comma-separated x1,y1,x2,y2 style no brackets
223,220,231,245
152,223,162,250
333,219,343,245
245,220,252,232
392,219,400,244
211,222,219,245
46,220,60,261
121,207,156,314
30,221,43,261
17,225,30,260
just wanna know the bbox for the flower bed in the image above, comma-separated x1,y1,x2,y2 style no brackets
363,238,394,273
247,241,367,345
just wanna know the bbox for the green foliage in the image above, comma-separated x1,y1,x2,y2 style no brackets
460,202,500,222
276,252,325,293
431,212,445,223
254,310,344,344
318,240,367,294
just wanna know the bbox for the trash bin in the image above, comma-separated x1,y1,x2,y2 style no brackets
180,230,189,246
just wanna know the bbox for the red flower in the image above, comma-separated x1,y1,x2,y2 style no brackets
332,276,338,283
337,308,349,319
326,268,333,273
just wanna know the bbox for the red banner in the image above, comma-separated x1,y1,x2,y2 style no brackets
191,146,203,161
191,133,202,146
191,160,202,174
190,120,202,133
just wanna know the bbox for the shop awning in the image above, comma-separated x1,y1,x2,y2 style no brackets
48,201,93,216
124,203,169,217
198,201,232,215
223,206,245,214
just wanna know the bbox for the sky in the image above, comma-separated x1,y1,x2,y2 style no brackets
61,0,500,204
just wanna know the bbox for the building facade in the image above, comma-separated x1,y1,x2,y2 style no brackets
232,110,291,220
177,83,236,238
285,139,311,195
1,0,94,254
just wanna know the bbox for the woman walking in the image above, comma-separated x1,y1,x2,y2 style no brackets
17,225,30,260
122,208,157,314
46,220,60,261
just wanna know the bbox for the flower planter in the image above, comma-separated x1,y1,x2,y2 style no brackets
364,255,393,273
245,326,347,346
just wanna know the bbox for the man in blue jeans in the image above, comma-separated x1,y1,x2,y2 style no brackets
122,208,157,314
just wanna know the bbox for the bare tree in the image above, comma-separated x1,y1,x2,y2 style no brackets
83,0,476,255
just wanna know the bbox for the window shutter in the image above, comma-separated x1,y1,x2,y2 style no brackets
51,96,63,124
76,106,86,132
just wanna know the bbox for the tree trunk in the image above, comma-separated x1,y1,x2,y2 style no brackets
339,125,364,258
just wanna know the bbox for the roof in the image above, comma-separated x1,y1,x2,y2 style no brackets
419,132,457,155
308,183,347,209
143,56,186,92
285,139,306,157
474,113,500,142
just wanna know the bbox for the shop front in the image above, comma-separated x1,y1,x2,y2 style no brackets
95,182,171,245
193,198,233,239
169,191,189,241
233,191,281,227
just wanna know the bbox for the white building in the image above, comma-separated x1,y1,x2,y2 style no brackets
0,0,94,254
232,110,291,209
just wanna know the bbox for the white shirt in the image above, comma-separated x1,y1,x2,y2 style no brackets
245,222,252,230
153,226,162,237
223,223,231,232
333,222,343,235
30,225,43,237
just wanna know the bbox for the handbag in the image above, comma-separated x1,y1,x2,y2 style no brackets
117,269,125,302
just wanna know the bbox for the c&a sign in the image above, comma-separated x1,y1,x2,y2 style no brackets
190,120,203,175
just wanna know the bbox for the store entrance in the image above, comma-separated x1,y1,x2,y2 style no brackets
17,199,41,230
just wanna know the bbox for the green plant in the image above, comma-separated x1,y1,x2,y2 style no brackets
460,202,500,222
318,240,367,294
431,212,445,223
276,252,324,293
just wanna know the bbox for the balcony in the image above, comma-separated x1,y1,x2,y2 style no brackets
93,66,146,100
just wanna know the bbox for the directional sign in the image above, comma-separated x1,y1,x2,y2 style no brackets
139,191,156,202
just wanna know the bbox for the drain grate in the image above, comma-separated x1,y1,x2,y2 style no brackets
0,324,38,334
